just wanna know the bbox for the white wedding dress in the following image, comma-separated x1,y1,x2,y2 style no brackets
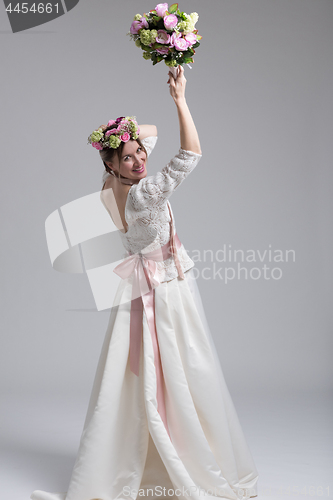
31,137,259,500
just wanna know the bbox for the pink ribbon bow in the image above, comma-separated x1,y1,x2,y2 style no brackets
113,225,183,439
113,232,183,376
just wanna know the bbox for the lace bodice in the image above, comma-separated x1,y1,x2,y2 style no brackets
101,136,202,282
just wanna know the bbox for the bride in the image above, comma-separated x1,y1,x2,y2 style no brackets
31,66,259,500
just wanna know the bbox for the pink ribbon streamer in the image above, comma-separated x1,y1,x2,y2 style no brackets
113,231,183,376
113,203,184,437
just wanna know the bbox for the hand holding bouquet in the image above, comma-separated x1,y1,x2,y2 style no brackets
128,3,202,75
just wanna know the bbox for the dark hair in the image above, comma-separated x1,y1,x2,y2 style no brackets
99,123,147,180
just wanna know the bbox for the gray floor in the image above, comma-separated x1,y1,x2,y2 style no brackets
1,389,332,500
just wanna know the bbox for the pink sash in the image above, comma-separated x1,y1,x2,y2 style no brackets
113,203,185,437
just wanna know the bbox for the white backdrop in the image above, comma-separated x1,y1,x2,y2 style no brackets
0,0,332,498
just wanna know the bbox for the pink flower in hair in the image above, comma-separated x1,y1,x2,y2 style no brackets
92,142,103,150
105,129,118,136
120,132,131,142
107,119,116,127
115,116,125,124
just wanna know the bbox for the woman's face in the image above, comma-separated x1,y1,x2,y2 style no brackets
106,140,147,180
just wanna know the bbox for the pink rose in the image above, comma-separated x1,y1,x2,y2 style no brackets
140,17,148,29
185,33,197,46
163,14,178,30
130,20,142,35
156,46,169,55
156,29,170,44
169,31,181,47
105,129,118,136
92,142,103,150
155,3,168,17
107,119,116,127
120,132,130,142
174,37,190,51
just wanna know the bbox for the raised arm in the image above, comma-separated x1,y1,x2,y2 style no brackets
167,66,202,155
138,124,158,140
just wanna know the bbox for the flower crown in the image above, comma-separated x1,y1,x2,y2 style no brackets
88,116,141,150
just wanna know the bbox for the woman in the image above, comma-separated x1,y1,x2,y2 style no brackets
31,67,259,500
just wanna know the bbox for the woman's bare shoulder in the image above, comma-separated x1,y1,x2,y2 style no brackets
102,177,132,202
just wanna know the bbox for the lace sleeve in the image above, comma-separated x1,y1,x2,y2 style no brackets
127,147,202,211
140,136,158,157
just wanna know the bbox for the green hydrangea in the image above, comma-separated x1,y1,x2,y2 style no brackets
177,15,196,34
90,129,104,142
177,21,187,32
190,12,199,25
140,29,152,46
135,39,142,47
165,59,177,67
109,135,121,149
132,132,139,140
150,29,158,43
134,13,142,21
184,20,195,34
129,121,138,132
143,51,151,60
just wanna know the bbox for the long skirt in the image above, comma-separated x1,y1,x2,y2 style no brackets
30,268,259,500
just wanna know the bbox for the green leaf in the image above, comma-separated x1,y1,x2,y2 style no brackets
169,3,178,14
153,17,165,29
192,42,200,49
142,45,154,52
156,55,164,62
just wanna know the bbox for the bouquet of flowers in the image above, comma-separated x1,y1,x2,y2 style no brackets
128,3,202,76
